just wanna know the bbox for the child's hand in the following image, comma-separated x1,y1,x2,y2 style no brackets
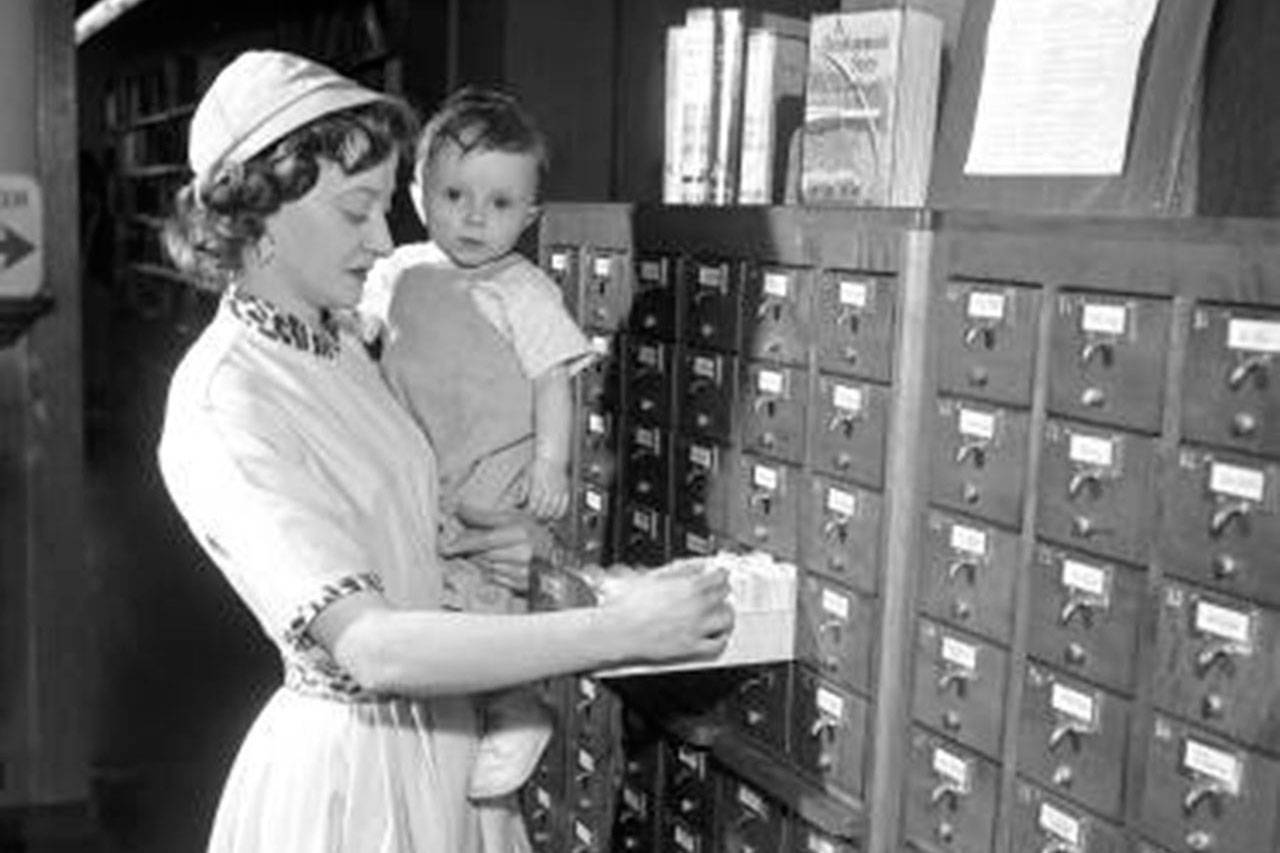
525,457,570,520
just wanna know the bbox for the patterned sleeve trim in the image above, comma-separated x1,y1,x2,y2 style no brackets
283,572,385,652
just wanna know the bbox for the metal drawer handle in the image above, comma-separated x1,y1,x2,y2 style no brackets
836,306,861,334
955,441,988,467
963,325,995,350
1071,516,1112,539
822,516,849,540
1067,470,1103,500
1049,720,1086,752
1182,778,1227,816
1210,501,1251,537
937,666,974,694
1195,640,1243,677
1227,353,1270,390
827,412,860,435
947,559,978,584
930,781,963,809
1079,340,1114,368
1059,595,1096,627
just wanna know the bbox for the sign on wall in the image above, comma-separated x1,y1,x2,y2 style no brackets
0,174,42,299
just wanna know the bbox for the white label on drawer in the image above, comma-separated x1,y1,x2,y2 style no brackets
577,748,595,772
685,531,713,554
536,786,552,809
764,271,790,298
1227,318,1280,354
632,509,653,533
588,412,606,434
757,369,785,394
1050,682,1096,725
839,279,869,308
941,635,978,670
826,487,857,516
949,523,987,556
550,252,568,272
833,384,864,412
932,746,970,788
693,355,717,379
574,820,595,845
967,290,1006,320
1069,433,1114,467
1061,559,1108,597
623,786,645,812
697,265,723,287
1183,739,1242,795
753,464,779,490
807,836,837,853
1194,600,1252,645
593,256,613,277
1209,461,1267,503
589,335,610,355
639,344,660,367
689,445,713,470
1037,801,1081,845
579,677,597,700
822,588,850,620
958,408,996,440
639,259,662,282
584,489,603,512
816,686,845,719
635,426,658,451
1081,302,1128,335
736,784,765,816
674,825,696,851
677,745,702,771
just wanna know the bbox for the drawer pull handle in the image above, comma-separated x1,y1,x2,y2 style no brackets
822,517,849,540
748,492,774,512
756,301,784,321
1049,721,1086,752
1212,554,1240,579
827,412,860,435
1194,640,1241,677
937,667,974,695
1182,779,1226,816
947,560,978,583
963,325,995,350
1210,501,1251,537
1059,596,1094,627
836,306,862,332
841,345,860,364
753,397,778,416
930,782,963,809
955,441,988,467
1227,354,1270,390
810,715,841,738
1067,470,1103,500
1185,829,1215,851
1079,340,1114,368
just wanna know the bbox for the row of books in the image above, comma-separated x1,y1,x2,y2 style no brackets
663,6,944,207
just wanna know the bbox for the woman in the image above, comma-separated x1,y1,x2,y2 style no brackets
158,50,732,851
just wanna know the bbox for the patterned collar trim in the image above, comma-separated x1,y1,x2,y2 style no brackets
226,287,341,360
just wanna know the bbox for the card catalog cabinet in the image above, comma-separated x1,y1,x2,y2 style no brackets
534,205,1280,853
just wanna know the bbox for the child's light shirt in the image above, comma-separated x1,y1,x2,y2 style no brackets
361,241,594,380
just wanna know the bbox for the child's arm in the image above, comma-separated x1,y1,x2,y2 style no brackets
526,364,572,520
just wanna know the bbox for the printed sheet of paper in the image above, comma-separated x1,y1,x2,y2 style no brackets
964,0,1160,176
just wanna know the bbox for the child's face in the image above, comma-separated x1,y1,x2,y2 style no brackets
419,139,540,268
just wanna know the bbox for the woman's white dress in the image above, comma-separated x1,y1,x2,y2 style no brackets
158,290,518,851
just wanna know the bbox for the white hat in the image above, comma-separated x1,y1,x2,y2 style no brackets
188,50,394,187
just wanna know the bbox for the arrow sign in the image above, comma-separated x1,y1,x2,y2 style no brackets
0,174,42,298
0,225,34,271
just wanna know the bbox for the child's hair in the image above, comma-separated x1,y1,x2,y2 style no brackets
415,86,549,185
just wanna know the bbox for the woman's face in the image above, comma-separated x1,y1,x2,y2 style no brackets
261,154,398,317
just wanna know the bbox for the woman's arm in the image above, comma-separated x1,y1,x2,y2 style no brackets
312,563,733,697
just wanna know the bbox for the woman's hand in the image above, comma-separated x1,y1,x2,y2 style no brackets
598,561,734,664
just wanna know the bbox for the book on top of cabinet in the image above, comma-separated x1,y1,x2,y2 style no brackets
738,19,809,205
800,8,944,207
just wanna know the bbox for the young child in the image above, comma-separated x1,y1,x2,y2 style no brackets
360,87,594,809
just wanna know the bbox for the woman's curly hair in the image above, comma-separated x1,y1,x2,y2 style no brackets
164,99,417,288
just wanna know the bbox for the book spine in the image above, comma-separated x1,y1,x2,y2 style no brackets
663,25,687,204
711,8,746,205
679,9,718,204
738,29,776,205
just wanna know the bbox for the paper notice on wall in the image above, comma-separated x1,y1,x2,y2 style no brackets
963,0,1160,176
